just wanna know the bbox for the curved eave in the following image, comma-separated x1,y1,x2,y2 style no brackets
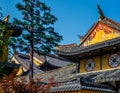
56,36,120,56
93,68,120,83
0,20,22,37
20,70,30,76
7,26,22,37
40,61,60,70
50,84,116,93
0,62,20,68
0,62,20,76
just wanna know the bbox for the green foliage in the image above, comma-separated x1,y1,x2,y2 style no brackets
0,65,7,78
11,0,63,55
0,61,11,78
0,6,3,18
67,63,74,66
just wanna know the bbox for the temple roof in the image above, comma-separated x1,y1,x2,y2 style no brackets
11,52,74,75
0,62,20,76
0,61,20,68
18,64,119,93
35,65,76,83
55,5,120,56
55,36,120,56
49,67,120,92
40,55,74,69
8,26,22,37
50,83,115,93
18,62,119,92
76,67,120,83
93,68,120,83
55,43,77,50
34,52,74,67
18,64,119,92
55,17,120,57
50,75,116,93
0,19,22,37
11,53,43,75
21,65,76,83
33,65,120,87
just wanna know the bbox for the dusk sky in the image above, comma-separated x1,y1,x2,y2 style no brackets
0,0,120,45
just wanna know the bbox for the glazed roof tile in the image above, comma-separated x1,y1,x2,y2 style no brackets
93,68,120,83
13,53,43,75
33,52,75,67
101,18,120,31
75,68,120,83
34,62,120,84
56,36,120,56
33,65,76,83
12,52,75,76
44,55,74,67
50,77,116,93
33,52,45,62
19,63,118,92
21,65,76,83
56,43,77,50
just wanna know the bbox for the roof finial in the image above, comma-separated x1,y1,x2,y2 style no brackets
2,15,9,22
97,4,105,20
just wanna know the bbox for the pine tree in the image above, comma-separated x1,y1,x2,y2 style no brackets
0,6,2,18
11,0,63,55
10,0,63,80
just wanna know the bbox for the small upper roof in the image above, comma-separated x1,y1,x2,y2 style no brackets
55,43,77,51
33,52,75,68
11,52,75,75
12,52,43,75
41,54,75,67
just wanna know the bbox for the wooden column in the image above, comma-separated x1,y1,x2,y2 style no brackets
100,48,103,70
77,62,80,73
76,56,80,73
0,46,8,62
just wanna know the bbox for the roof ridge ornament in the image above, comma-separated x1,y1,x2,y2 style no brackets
97,4,105,21
2,15,9,22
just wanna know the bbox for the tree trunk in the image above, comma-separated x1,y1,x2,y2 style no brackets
29,32,33,80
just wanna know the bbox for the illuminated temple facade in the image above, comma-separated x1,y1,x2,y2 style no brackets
49,5,120,93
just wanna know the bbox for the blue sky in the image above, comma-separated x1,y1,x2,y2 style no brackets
0,0,120,45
